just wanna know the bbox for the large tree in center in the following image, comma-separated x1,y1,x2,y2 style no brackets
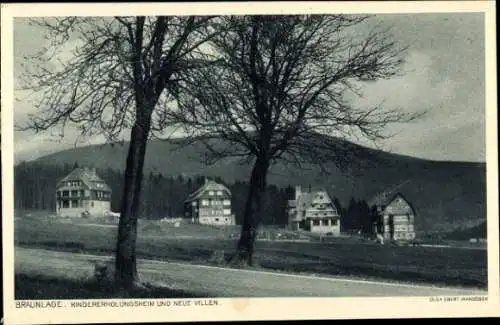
17,16,219,288
171,15,423,265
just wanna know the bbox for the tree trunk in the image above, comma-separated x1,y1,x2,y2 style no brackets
114,112,151,289
235,157,270,266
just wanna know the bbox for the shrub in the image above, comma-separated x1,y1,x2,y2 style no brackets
93,260,115,284
208,250,226,265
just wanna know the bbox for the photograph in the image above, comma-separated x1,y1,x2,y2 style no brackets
2,1,498,324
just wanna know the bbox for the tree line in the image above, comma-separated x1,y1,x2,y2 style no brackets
14,161,291,226
15,161,376,232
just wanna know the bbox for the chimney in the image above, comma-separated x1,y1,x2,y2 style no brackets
295,185,301,199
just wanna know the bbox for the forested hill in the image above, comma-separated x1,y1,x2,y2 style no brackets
20,137,486,232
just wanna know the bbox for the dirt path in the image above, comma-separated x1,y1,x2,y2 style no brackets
15,247,486,298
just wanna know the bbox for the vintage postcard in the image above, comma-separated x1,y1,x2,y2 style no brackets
1,1,498,324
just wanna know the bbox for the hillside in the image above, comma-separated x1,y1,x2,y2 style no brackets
29,137,486,233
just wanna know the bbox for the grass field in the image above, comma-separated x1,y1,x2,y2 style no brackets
14,214,487,289
15,274,205,299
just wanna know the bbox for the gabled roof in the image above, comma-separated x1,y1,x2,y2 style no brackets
368,180,412,207
57,168,111,192
296,192,314,209
368,191,416,216
294,188,333,210
185,179,231,202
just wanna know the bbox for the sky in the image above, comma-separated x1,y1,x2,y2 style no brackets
12,13,486,163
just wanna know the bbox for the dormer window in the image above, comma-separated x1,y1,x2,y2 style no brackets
209,191,214,196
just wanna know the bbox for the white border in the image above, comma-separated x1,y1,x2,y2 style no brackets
2,2,499,324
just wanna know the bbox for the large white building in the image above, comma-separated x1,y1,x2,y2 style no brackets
184,179,235,226
56,167,112,218
287,186,341,235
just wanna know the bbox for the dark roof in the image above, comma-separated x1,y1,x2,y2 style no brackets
368,180,412,207
369,189,415,213
296,192,314,209
57,168,111,192
185,179,231,202
292,188,333,210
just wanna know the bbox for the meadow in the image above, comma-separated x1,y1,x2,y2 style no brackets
14,213,487,290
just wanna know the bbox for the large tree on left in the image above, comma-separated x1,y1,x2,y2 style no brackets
17,16,219,289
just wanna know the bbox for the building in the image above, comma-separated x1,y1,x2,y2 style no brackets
55,167,112,218
184,179,235,226
287,186,341,235
369,191,416,242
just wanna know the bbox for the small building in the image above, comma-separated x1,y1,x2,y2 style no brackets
55,167,112,218
184,179,235,226
369,191,416,242
287,186,341,235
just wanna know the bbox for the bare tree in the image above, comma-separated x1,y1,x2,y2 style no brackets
17,16,219,288
171,15,424,265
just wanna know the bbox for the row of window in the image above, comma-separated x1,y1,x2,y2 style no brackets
301,211,337,217
199,209,232,216
57,190,111,198
66,180,82,187
58,199,100,208
206,190,225,196
199,217,230,223
311,219,339,226
61,181,107,189
92,181,106,189
389,225,414,232
393,232,416,240
197,199,231,206
386,214,413,223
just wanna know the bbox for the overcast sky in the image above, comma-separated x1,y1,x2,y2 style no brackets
12,13,486,163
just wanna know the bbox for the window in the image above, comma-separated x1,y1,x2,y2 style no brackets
332,219,338,226
215,218,219,222
313,220,320,226
71,190,78,197
71,199,79,208
62,200,70,208
209,191,214,196
80,190,85,197
62,190,69,197
216,190,222,196
322,219,329,226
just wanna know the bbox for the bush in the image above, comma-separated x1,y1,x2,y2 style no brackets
93,260,115,284
208,250,226,265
